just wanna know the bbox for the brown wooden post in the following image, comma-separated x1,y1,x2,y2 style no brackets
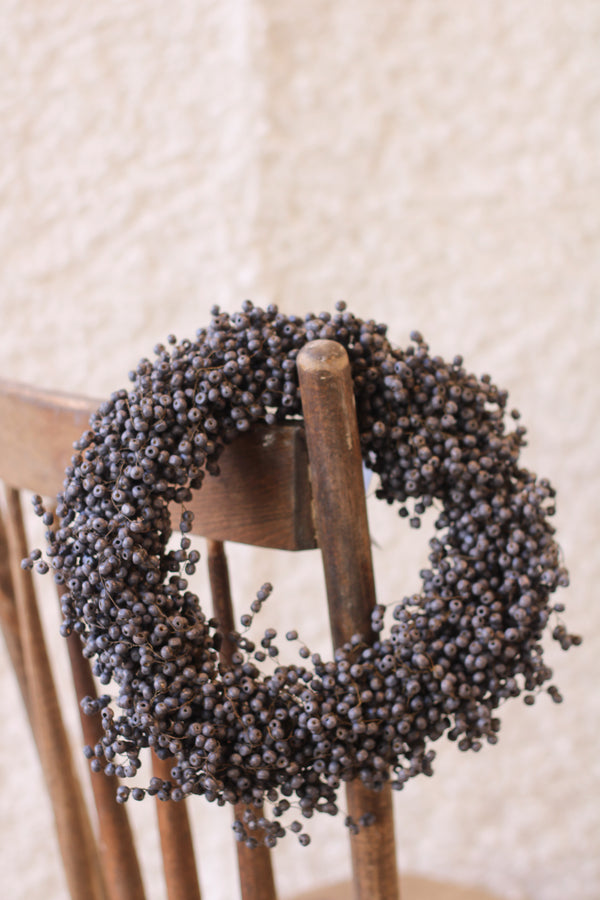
297,340,400,900
207,539,278,900
0,511,29,709
62,601,147,900
2,486,107,900
41,489,148,900
153,752,203,900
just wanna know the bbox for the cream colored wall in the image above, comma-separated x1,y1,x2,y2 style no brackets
0,3,598,899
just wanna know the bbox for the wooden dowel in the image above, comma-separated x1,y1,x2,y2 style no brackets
2,486,106,900
207,539,278,900
0,511,29,709
61,601,147,900
153,752,202,900
36,489,148,900
297,341,400,900
206,540,237,665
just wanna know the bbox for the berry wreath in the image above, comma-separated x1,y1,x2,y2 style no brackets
26,301,579,848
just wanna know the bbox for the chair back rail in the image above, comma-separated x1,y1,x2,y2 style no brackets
0,378,316,551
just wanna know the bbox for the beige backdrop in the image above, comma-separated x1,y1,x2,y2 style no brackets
0,2,599,899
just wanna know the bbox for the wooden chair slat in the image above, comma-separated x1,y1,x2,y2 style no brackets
297,342,400,900
345,780,401,900
207,540,278,900
0,379,316,551
152,754,203,900
0,510,28,707
60,585,147,900
1,486,106,900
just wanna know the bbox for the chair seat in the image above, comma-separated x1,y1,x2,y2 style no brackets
290,875,509,900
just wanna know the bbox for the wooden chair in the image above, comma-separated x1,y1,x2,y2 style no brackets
0,341,503,900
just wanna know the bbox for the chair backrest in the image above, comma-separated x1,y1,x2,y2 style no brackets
0,341,399,900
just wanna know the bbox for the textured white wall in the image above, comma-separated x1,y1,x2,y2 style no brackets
0,2,598,899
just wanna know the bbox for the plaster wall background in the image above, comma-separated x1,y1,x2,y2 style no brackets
0,3,598,899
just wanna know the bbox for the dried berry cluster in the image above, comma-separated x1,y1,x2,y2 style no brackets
25,301,579,847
